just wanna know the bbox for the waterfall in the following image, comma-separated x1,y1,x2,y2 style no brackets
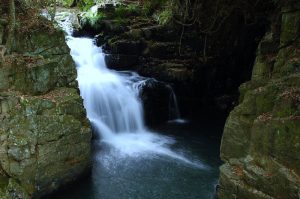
66,36,203,168
67,38,144,139
168,88,180,120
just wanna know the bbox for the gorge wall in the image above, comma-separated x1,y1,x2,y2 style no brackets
76,0,272,122
219,2,300,198
0,3,91,198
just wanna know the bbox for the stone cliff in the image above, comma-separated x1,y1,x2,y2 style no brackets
219,2,300,198
0,5,91,199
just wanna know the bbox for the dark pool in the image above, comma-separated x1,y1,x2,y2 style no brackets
45,121,222,199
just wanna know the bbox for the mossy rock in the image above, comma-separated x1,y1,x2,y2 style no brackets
0,15,91,198
280,11,300,45
0,88,91,197
219,7,300,198
0,177,30,199
0,24,4,44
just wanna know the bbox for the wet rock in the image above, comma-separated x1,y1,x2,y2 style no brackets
219,6,300,199
138,79,172,125
145,42,178,59
106,39,144,55
105,54,138,69
0,15,92,198
138,59,194,82
141,25,177,41
55,9,81,31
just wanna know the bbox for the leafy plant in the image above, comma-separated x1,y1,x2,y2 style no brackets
127,4,140,13
57,0,74,7
115,4,140,18
77,0,95,11
81,10,106,28
142,0,166,15
154,6,173,25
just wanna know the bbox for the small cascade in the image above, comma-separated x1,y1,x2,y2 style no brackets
168,86,181,119
167,86,187,123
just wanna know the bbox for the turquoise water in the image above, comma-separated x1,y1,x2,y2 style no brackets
46,121,222,199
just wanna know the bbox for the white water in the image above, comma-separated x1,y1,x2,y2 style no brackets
66,37,204,168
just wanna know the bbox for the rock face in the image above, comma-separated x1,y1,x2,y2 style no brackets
0,11,91,199
76,2,269,120
138,79,173,125
219,3,300,198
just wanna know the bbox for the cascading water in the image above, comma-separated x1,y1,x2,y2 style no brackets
66,36,202,166
167,86,187,123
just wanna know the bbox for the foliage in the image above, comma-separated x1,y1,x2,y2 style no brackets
115,4,140,18
94,0,120,6
142,0,167,15
76,0,125,11
81,10,106,28
58,0,74,6
153,4,173,25
77,0,94,11
127,4,140,13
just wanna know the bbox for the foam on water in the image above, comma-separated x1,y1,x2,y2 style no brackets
66,36,206,169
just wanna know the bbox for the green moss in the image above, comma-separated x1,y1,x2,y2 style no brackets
252,119,300,174
77,0,95,11
245,83,279,115
115,4,141,18
280,11,300,45
251,56,272,80
57,0,75,7
0,177,8,190
142,0,167,15
220,3,300,198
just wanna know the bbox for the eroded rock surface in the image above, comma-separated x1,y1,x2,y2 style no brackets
219,3,300,198
0,8,91,198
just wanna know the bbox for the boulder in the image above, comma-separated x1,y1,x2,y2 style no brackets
0,15,92,198
138,79,172,125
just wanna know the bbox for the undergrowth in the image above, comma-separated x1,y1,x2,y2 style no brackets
81,10,106,28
